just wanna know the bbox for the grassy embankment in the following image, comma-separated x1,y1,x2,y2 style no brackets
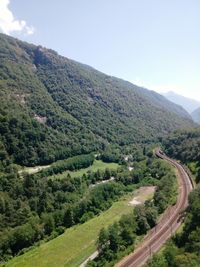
4,196,133,267
4,185,156,267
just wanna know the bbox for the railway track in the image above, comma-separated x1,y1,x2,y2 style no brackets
115,149,193,267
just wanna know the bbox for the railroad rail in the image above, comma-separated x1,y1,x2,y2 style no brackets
116,149,193,267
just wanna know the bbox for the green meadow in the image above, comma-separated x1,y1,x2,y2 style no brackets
49,160,120,179
4,195,133,267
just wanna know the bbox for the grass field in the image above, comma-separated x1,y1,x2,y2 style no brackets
4,195,133,267
49,160,120,179
20,160,119,178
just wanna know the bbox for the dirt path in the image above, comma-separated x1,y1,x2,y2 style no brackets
89,177,115,188
19,165,50,175
79,251,99,267
129,186,156,206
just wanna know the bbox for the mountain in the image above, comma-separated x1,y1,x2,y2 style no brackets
162,91,200,113
0,33,194,166
191,107,200,124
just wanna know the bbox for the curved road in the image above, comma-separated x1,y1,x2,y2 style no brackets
116,149,193,267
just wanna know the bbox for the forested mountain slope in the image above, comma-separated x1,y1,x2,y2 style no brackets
163,127,200,182
0,33,194,166
163,127,200,164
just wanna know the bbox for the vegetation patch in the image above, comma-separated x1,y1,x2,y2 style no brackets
128,186,156,206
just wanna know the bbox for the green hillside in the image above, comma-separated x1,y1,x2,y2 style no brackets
0,33,194,166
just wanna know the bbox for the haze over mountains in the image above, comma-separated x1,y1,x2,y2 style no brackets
0,33,194,166
163,91,200,114
162,91,200,124
191,108,200,124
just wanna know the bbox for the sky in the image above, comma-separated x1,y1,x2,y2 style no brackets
0,0,200,100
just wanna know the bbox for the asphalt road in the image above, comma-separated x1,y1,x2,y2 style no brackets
115,149,193,267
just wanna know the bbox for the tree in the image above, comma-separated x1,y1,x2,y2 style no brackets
42,214,55,235
145,204,158,228
135,205,150,235
10,223,36,254
119,213,136,246
63,207,74,227
108,223,121,253
164,242,179,267
97,228,109,253
148,254,168,267
104,168,111,180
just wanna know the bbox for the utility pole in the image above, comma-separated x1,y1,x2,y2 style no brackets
170,221,173,236
169,207,171,218
154,224,157,233
148,244,152,258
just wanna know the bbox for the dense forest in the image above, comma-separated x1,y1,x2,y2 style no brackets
0,33,194,167
163,127,200,182
163,127,200,163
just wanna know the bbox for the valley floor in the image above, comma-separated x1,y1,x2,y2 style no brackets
3,187,155,267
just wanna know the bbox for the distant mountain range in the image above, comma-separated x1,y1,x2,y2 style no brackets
0,33,194,166
162,91,200,114
191,108,200,124
162,91,200,124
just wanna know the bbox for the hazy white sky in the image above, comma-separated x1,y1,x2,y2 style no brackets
0,0,200,100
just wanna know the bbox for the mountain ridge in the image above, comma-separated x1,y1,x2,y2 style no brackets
0,33,194,166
